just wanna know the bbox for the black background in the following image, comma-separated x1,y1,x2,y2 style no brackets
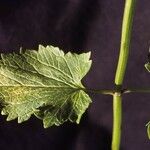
0,0,150,149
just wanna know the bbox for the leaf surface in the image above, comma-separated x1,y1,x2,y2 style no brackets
0,45,92,128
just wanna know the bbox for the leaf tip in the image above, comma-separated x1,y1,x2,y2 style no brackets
86,51,91,59
145,63,150,72
76,117,81,124
38,44,45,50
6,117,12,121
1,110,5,115
0,53,4,60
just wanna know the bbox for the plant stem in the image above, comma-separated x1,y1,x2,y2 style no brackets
112,93,122,150
112,0,136,150
85,87,150,96
85,89,114,95
115,0,136,85
123,88,150,94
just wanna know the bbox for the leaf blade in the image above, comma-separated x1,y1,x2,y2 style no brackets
0,45,92,127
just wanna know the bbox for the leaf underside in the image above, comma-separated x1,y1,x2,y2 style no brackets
0,45,92,128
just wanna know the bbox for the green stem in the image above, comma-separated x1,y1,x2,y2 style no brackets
115,0,136,85
85,89,114,95
112,0,136,150
112,93,122,150
123,88,150,94
85,87,150,96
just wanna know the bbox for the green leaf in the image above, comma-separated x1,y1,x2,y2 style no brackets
0,45,92,128
145,62,150,72
146,122,150,139
144,63,150,139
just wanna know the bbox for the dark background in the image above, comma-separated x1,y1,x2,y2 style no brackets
0,0,150,149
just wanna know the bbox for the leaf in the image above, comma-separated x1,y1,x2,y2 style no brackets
146,122,150,139
145,62,150,72
0,45,92,128
145,63,150,139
